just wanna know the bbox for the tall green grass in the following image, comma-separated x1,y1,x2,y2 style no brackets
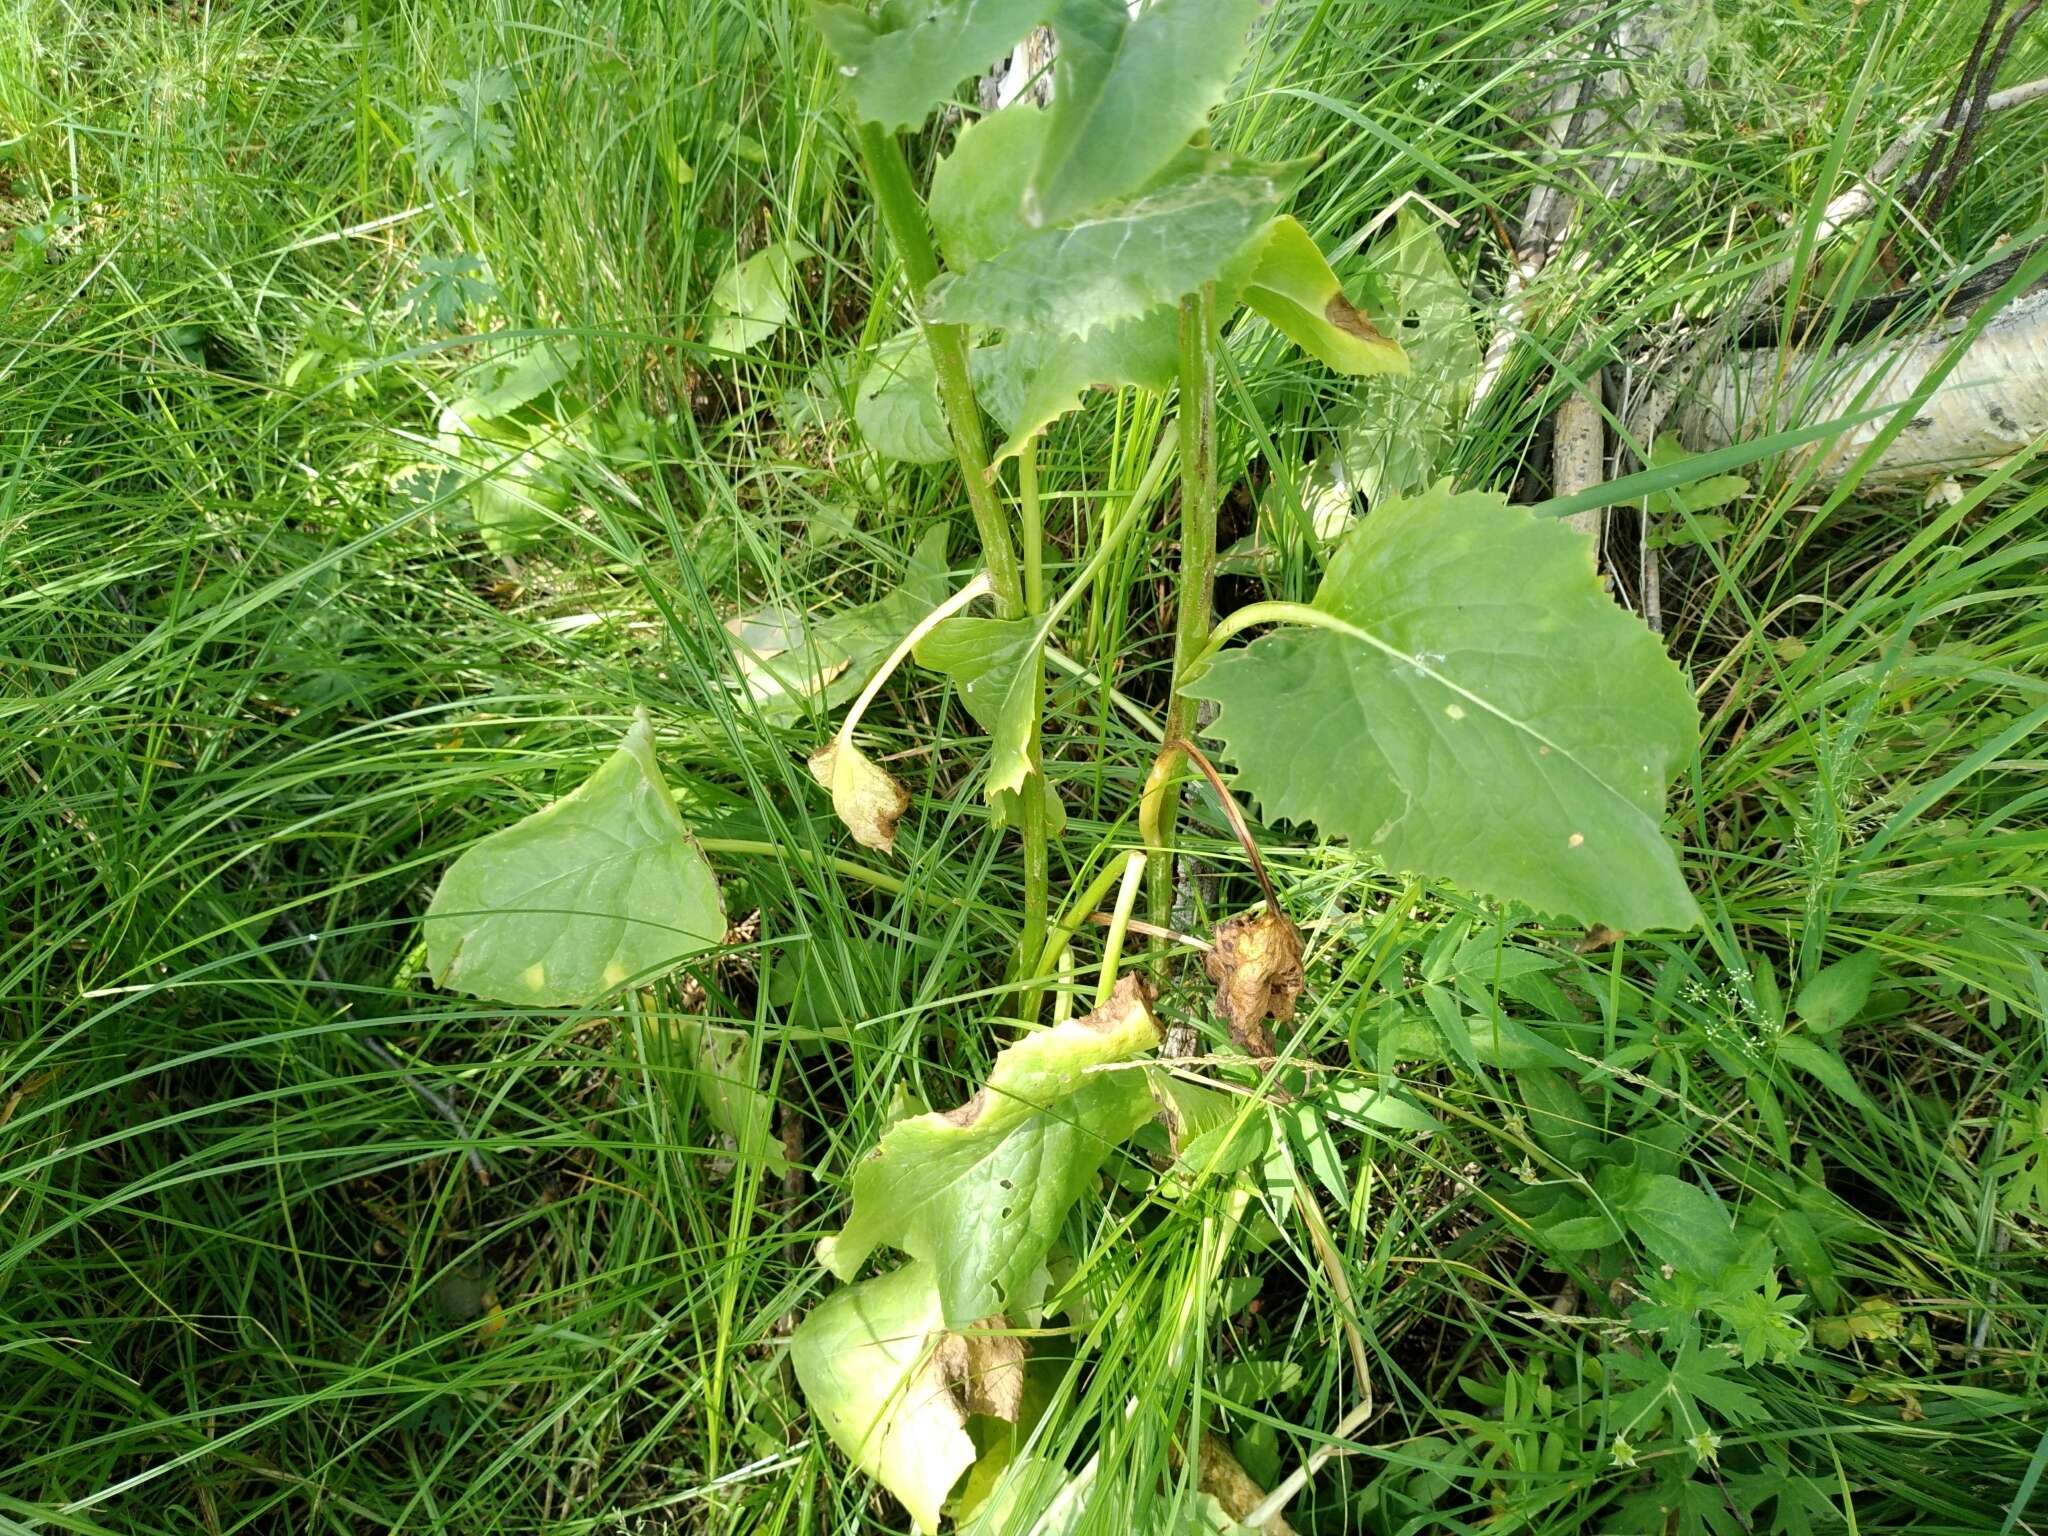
3,1,2045,1531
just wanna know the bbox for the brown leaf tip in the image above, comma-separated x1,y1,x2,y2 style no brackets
1082,973,1161,1039
1324,292,1391,344
1205,906,1306,1059
934,1317,1028,1422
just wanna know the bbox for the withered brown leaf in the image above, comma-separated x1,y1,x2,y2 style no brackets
932,1317,1027,1422
1204,905,1305,1059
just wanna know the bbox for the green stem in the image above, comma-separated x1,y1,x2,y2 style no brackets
851,121,1023,617
1095,850,1148,1006
1016,442,1049,1017
1032,849,1144,982
1150,285,1220,928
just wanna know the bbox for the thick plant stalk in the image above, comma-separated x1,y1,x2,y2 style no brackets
851,122,1024,617
1150,285,1220,929
1016,444,1051,1013
1674,287,2048,484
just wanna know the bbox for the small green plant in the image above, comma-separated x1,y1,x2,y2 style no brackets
418,0,1704,1524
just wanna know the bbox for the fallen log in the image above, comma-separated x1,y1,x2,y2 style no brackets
1675,284,2048,485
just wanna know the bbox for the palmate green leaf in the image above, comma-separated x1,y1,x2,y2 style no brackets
1241,216,1407,376
1191,483,1701,932
854,330,952,464
818,976,1162,1326
790,1261,976,1533
1023,0,1262,227
426,712,725,1006
926,157,1301,341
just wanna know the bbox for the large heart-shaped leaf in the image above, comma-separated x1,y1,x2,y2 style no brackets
818,975,1162,1326
1190,483,1701,932
426,712,726,1005
1023,0,1262,228
925,157,1301,341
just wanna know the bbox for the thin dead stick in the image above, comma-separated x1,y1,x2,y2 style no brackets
1291,1183,1373,1412
1240,1395,1379,1530
1749,71,2048,309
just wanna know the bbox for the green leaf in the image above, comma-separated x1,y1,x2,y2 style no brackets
1241,216,1407,376
812,0,1040,134
425,712,725,1006
1773,1034,1871,1110
1192,482,1701,932
789,1262,976,1532
1543,1210,1626,1250
1617,1172,1742,1281
972,309,1180,465
1639,438,1750,519
913,612,1058,828
1325,208,1481,504
925,157,1301,341
855,331,953,464
675,1019,788,1176
708,241,802,355
930,103,1204,463
1023,0,1262,228
467,337,581,416
1793,950,1882,1034
929,102,1049,271
818,976,1162,1326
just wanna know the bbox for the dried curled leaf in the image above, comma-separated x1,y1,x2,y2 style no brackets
809,737,910,855
933,1318,1027,1423
1204,906,1305,1059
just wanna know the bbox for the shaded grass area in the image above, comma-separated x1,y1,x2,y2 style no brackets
3,1,2045,1532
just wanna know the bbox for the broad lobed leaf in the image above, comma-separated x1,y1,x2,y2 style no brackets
925,156,1303,341
1191,483,1702,932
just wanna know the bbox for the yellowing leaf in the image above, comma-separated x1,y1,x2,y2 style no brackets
809,737,911,855
425,712,725,1006
1242,216,1407,376
790,1263,976,1533
818,975,1163,1327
